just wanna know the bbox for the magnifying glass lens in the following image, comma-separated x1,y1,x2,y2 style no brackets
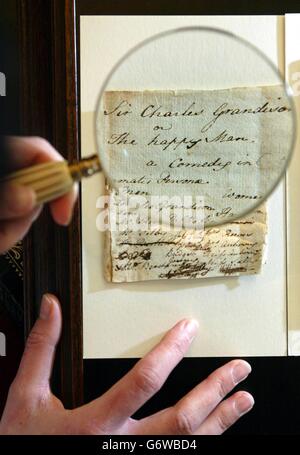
96,27,295,227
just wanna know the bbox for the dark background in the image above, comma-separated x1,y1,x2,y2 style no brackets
1,0,300,434
0,1,24,414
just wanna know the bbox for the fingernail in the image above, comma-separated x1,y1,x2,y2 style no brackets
59,184,78,226
232,361,252,384
73,182,79,200
235,393,255,416
58,206,72,227
64,215,72,226
182,319,199,341
9,184,36,213
32,205,43,222
40,294,53,320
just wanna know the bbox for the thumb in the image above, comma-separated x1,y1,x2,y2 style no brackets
13,294,62,395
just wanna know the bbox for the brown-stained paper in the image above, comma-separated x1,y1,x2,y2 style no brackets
104,197,267,282
95,87,290,282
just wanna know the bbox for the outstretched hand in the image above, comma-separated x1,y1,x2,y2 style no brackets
0,294,254,435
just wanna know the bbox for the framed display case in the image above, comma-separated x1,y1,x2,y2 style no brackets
20,0,300,433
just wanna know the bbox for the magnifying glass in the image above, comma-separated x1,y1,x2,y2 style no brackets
2,27,296,227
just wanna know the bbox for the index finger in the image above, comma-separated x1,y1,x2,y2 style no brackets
6,136,63,170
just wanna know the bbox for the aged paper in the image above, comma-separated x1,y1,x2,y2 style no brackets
96,86,290,282
97,87,292,226
105,197,267,282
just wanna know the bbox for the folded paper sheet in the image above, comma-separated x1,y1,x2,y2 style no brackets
97,87,290,282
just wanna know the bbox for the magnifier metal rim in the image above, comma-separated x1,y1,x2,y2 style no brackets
94,25,297,227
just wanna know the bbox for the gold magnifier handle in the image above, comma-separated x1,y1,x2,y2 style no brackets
0,155,101,205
